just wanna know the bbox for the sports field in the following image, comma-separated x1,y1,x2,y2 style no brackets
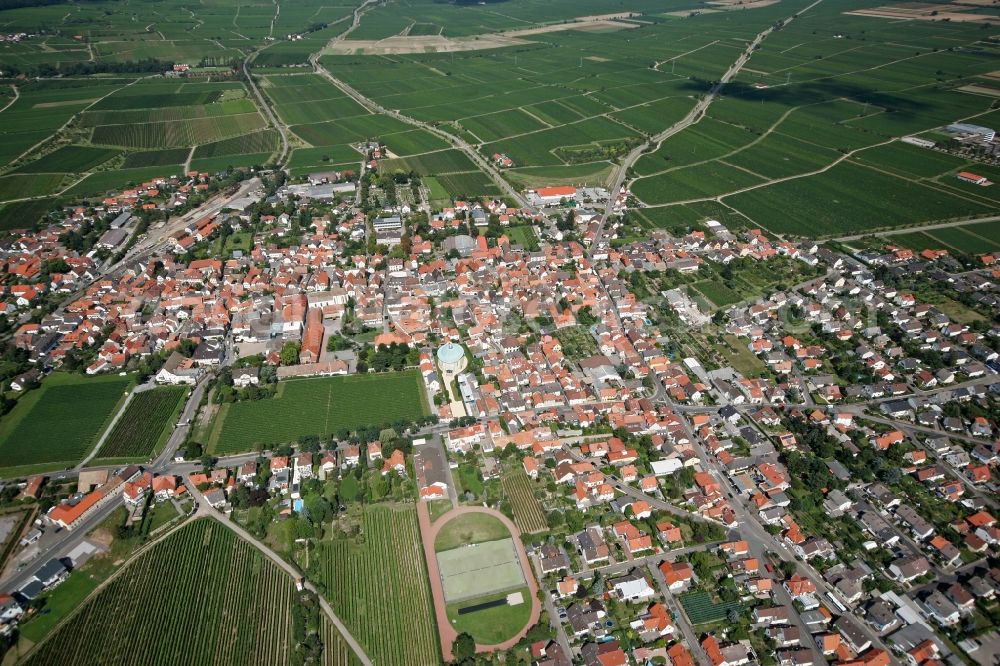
436,538,526,603
208,371,429,454
0,373,133,475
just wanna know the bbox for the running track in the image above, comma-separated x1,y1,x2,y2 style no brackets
416,503,541,660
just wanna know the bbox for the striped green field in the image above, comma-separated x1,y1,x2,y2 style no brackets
24,519,359,666
309,505,439,666
208,371,429,454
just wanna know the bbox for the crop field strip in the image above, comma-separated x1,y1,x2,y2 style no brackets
312,505,440,666
625,2,1000,237
679,590,743,626
319,7,790,187
259,69,499,195
209,371,430,454
0,373,133,473
94,386,188,460
23,519,357,666
501,469,547,534
0,76,276,214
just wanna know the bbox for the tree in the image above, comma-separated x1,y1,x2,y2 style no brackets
184,440,204,460
280,341,301,366
452,633,476,662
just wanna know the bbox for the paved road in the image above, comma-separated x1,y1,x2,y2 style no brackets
559,444,722,526
151,379,209,469
571,541,723,581
535,558,574,660
648,562,711,666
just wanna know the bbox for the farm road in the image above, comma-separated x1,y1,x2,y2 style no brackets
0,85,18,114
184,480,374,666
590,0,826,252
832,212,1000,242
308,0,528,207
75,381,157,470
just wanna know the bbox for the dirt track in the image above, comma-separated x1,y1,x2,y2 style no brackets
322,16,639,55
416,503,541,660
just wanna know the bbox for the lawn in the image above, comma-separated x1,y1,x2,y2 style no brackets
455,463,484,499
0,373,133,475
722,335,767,377
94,386,187,461
428,499,452,523
17,563,102,643
209,370,429,454
446,586,532,645
436,537,525,603
435,512,510,552
504,224,539,251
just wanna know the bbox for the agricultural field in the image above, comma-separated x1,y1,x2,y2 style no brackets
501,469,547,534
260,70,485,186
208,371,429,454
94,386,188,461
924,226,1000,255
0,173,68,201
504,224,540,251
0,74,275,222
679,590,743,626
63,165,186,198
320,7,794,195
504,162,614,190
309,504,440,666
10,145,120,174
0,78,137,171
0,197,61,231
121,148,192,169
692,280,743,308
0,373,133,475
723,163,992,237
624,1,1000,236
23,519,358,666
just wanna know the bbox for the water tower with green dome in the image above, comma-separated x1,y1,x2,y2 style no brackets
436,342,467,376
